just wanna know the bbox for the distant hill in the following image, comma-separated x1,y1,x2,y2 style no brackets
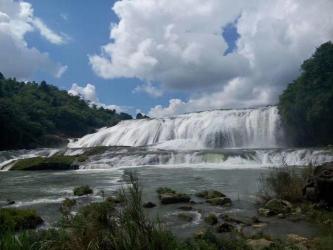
0,74,132,150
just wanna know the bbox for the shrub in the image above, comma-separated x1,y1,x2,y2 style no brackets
0,208,43,235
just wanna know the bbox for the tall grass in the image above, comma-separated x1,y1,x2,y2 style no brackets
259,162,312,203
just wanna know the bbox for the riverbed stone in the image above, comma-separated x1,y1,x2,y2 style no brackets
195,190,226,199
207,197,232,206
246,239,273,250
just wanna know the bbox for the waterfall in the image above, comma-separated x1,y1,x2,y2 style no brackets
68,106,285,149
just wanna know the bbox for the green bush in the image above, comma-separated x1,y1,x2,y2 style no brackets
0,208,43,235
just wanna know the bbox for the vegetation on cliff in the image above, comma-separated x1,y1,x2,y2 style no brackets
0,75,132,150
279,41,333,146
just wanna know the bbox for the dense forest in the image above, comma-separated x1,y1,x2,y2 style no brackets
0,74,132,150
278,41,333,146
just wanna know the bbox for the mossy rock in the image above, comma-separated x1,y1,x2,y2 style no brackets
195,190,226,199
0,208,43,233
205,213,218,225
264,199,292,215
73,185,93,196
157,187,190,204
157,187,176,195
206,197,232,206
143,202,156,208
10,155,82,171
160,193,191,204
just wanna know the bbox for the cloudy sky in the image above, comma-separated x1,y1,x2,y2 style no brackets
1,0,332,117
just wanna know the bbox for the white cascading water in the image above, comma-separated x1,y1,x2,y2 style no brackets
69,106,284,149
2,106,332,171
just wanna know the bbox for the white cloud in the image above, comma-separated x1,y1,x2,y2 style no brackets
0,0,67,79
90,0,333,117
68,83,128,113
133,82,163,97
32,17,67,45
68,83,98,103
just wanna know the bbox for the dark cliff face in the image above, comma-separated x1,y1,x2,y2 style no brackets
0,75,132,150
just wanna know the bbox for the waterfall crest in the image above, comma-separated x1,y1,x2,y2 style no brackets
68,106,285,149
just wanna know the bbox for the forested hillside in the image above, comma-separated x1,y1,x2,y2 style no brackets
278,41,333,146
0,74,132,150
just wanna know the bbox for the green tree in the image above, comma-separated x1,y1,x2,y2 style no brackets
278,41,333,146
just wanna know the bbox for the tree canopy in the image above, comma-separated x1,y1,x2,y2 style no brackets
278,41,333,146
0,76,132,150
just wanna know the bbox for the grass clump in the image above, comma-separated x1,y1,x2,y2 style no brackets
0,208,43,235
259,164,311,203
73,185,93,196
10,155,83,171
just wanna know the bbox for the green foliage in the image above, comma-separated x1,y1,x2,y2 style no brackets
0,76,132,150
0,208,43,236
259,165,310,203
279,41,333,146
73,185,93,196
10,155,82,170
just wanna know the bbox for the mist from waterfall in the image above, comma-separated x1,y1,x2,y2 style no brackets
69,106,285,149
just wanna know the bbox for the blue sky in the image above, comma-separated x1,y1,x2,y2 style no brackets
22,0,238,115
2,0,331,117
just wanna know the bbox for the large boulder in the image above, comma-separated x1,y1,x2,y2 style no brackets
264,199,292,215
303,162,333,206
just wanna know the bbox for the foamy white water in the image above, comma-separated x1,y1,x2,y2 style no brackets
69,106,284,149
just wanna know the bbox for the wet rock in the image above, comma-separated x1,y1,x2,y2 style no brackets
195,190,226,199
220,214,252,225
246,239,273,250
106,196,123,204
73,185,93,196
206,197,232,206
216,222,235,233
264,199,292,214
177,212,195,222
303,162,333,206
157,187,190,205
143,202,156,208
6,199,15,205
178,205,193,211
258,208,275,217
160,193,190,204
204,213,218,225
